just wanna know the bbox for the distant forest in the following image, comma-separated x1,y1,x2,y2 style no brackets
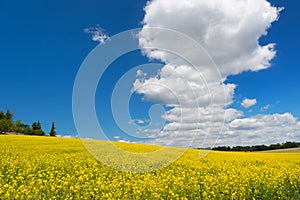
212,141,300,152
0,109,56,136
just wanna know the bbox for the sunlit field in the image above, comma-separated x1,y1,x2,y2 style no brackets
0,135,299,199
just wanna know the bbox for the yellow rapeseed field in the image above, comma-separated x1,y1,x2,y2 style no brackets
0,135,299,199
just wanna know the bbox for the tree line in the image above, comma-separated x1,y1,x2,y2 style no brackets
212,141,300,152
0,109,56,136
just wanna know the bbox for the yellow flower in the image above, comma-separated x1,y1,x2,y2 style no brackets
0,135,299,200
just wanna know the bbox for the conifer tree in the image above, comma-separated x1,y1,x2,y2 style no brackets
49,122,56,136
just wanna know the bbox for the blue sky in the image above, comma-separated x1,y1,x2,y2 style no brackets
228,0,300,118
0,0,148,136
0,0,299,146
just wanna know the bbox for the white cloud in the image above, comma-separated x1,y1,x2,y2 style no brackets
221,113,300,146
57,134,78,138
136,128,161,136
241,98,257,108
128,119,150,125
136,69,147,77
133,64,236,107
117,140,133,143
261,104,270,112
84,24,110,44
132,0,295,147
139,0,283,77
114,135,120,139
144,112,300,147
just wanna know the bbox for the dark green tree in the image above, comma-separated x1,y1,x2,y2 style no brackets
0,111,5,120
14,120,25,133
32,121,41,130
31,121,45,136
23,124,34,135
0,119,15,134
0,110,17,134
49,122,56,136
5,109,13,121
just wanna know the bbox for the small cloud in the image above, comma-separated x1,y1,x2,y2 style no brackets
114,135,120,139
56,134,78,138
261,104,270,112
136,128,161,136
136,69,147,77
84,24,110,44
128,118,150,125
117,139,131,143
241,98,257,108
136,119,146,124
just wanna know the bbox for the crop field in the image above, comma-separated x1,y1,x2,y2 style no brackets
0,135,299,199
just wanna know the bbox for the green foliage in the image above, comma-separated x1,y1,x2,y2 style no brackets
31,121,45,136
14,120,25,133
49,122,56,136
23,124,33,135
32,129,45,136
0,109,16,134
0,119,15,133
0,109,49,136
5,109,13,120
0,111,5,120
212,141,300,152
32,121,42,130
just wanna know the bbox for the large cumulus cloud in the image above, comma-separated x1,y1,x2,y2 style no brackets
133,0,299,147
